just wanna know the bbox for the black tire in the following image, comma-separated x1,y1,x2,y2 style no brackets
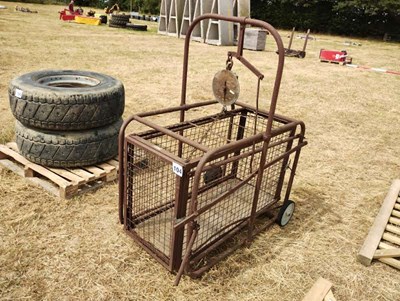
109,22,127,28
9,70,124,131
99,15,107,24
111,14,130,22
298,51,306,58
109,19,128,27
276,200,295,227
15,118,122,168
126,23,147,31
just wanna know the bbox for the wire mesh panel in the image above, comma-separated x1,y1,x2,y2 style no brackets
119,14,308,285
125,142,177,264
183,112,291,254
123,108,301,273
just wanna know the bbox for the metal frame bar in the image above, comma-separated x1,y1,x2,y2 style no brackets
117,14,307,286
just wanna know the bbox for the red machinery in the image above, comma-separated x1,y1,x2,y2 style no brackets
319,49,352,65
59,8,82,21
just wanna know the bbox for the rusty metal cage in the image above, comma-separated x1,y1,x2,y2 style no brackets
119,14,307,285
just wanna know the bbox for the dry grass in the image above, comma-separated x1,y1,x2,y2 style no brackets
1,2,400,300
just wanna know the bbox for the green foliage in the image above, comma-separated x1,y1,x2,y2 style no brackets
9,0,157,13
131,0,160,14
9,0,399,36
251,0,400,37
7,0,160,14
6,0,64,4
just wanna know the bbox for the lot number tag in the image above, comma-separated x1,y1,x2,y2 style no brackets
15,89,23,99
172,162,183,177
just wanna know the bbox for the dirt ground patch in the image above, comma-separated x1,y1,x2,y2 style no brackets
0,2,400,300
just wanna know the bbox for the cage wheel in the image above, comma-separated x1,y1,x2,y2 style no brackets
277,200,295,227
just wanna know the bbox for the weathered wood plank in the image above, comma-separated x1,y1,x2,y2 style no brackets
379,241,396,249
67,168,96,181
324,290,336,301
382,232,400,246
0,143,119,198
386,224,400,236
392,210,400,218
358,180,400,266
107,159,119,169
378,257,400,270
83,166,106,178
96,162,115,173
0,159,60,197
374,248,400,259
0,144,70,188
302,277,332,301
389,217,400,226
48,168,85,185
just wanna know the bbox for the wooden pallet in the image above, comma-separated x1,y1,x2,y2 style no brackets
0,142,119,199
358,179,400,270
302,277,336,301
320,59,346,66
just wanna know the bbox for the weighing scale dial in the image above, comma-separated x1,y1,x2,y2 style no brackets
212,70,240,106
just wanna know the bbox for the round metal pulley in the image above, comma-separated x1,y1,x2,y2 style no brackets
212,69,240,106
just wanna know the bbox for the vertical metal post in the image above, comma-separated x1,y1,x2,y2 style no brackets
170,171,190,272
174,222,198,286
302,29,310,52
236,23,246,57
274,128,296,200
283,125,305,204
119,115,136,224
230,110,247,178
247,136,271,242
222,112,235,176
287,27,295,50
123,139,130,230
126,143,134,229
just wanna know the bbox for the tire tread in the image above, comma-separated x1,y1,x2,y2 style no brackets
9,70,124,130
15,119,122,167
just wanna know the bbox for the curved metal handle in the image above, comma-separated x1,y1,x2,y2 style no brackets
180,13,285,135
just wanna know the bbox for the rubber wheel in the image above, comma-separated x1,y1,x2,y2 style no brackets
109,19,128,27
99,15,107,24
9,70,124,131
298,51,306,58
277,200,295,227
15,118,122,168
109,23,127,28
111,14,130,22
126,24,147,31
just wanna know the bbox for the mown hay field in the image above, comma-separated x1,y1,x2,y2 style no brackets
1,2,400,300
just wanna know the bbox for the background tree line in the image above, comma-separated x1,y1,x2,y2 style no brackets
11,0,400,37
252,0,400,37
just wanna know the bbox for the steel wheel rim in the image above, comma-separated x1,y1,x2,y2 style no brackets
37,75,101,88
281,203,294,226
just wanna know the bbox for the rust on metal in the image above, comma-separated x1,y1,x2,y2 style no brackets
118,14,307,285
283,27,310,58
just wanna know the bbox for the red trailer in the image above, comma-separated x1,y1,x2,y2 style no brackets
319,49,352,65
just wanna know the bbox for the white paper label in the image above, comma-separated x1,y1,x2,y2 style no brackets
15,89,23,98
172,162,183,177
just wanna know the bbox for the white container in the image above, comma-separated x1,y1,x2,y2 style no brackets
243,28,267,51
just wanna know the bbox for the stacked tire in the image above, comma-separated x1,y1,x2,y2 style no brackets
8,70,125,168
126,23,147,31
108,14,130,28
99,15,107,24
